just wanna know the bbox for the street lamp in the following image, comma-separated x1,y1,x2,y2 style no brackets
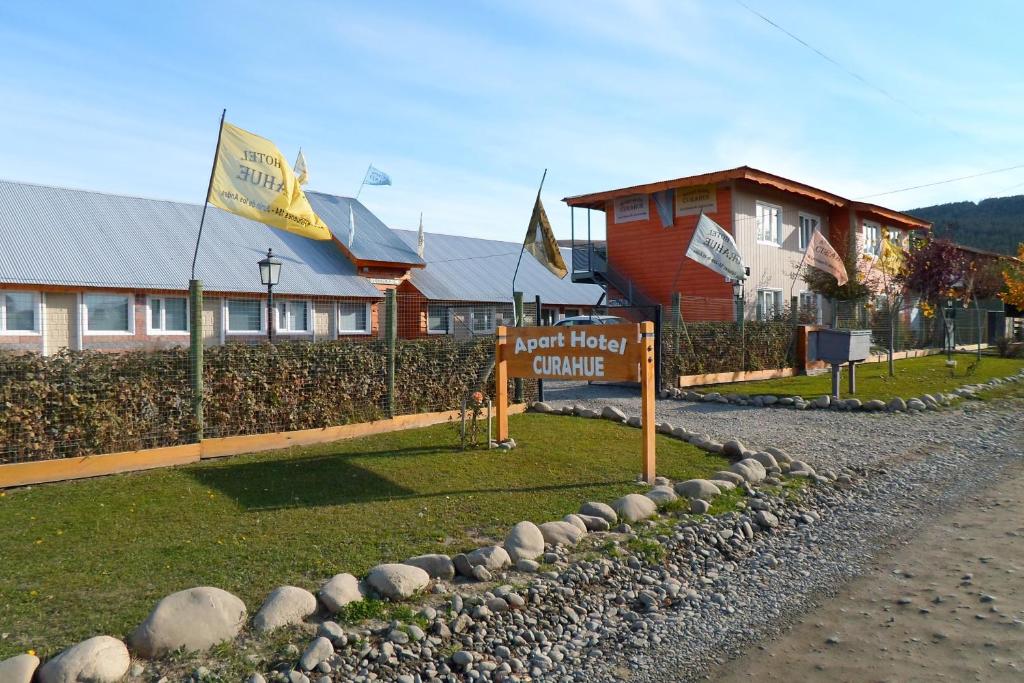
944,298,956,361
732,278,746,371
258,248,282,342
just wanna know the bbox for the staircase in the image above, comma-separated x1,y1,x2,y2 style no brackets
571,243,659,308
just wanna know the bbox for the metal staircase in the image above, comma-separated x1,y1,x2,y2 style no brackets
570,243,659,308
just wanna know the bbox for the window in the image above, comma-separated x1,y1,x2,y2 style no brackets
563,308,581,319
756,201,781,245
799,291,818,318
471,306,495,333
1,291,40,333
756,289,783,321
148,296,188,334
798,213,820,251
338,301,370,334
863,221,881,256
427,303,449,334
276,300,310,333
226,299,264,333
84,293,133,334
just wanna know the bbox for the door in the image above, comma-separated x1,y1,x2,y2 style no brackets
44,293,77,355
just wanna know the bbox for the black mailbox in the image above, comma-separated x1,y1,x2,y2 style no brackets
811,329,873,398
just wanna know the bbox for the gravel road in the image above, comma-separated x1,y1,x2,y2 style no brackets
542,380,1024,682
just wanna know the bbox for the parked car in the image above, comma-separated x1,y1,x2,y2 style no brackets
554,314,629,327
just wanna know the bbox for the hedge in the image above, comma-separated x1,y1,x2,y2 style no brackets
661,321,795,384
0,337,505,464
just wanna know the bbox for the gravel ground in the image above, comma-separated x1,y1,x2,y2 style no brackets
542,380,1024,681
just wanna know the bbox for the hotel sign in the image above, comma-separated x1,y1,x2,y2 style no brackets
503,324,641,381
675,184,717,217
613,194,650,224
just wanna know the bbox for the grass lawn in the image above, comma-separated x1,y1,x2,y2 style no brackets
0,413,729,659
707,352,1024,401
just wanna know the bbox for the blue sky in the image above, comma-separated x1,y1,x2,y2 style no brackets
2,0,1023,242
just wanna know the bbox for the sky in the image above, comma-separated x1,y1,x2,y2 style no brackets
2,0,1023,243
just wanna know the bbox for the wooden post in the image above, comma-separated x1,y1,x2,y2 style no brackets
385,289,397,418
188,279,204,442
640,321,656,483
495,325,509,442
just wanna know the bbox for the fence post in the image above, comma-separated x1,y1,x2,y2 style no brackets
736,294,746,372
653,304,663,394
188,279,204,442
513,291,524,403
385,289,397,418
535,294,544,403
671,292,681,326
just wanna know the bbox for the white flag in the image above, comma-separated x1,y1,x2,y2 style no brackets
348,204,356,247
417,212,425,258
685,213,747,282
293,149,308,185
803,230,848,285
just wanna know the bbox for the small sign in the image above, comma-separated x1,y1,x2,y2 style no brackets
613,194,650,224
503,323,641,381
368,277,402,286
675,184,717,217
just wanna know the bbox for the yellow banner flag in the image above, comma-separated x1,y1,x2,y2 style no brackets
208,122,331,240
523,195,567,279
879,236,906,276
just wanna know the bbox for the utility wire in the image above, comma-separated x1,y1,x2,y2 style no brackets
855,163,1024,199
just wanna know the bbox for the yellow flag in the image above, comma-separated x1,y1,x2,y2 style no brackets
879,237,905,275
208,122,331,240
523,196,567,279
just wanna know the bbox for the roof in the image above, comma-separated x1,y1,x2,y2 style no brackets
851,201,932,230
563,166,848,210
0,180,383,298
306,192,425,268
392,229,604,305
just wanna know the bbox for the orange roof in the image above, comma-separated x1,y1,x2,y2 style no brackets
852,201,931,231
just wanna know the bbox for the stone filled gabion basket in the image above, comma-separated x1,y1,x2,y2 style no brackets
6,403,853,683
655,368,1024,414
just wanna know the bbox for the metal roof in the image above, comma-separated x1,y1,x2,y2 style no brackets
0,180,382,298
306,192,425,267
393,229,604,305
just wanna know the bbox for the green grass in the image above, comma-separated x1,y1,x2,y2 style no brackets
0,413,729,659
706,352,1024,401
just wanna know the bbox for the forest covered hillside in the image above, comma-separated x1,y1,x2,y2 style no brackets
908,195,1024,255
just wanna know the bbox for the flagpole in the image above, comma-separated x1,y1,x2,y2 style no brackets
512,168,547,297
190,108,226,280
355,163,372,200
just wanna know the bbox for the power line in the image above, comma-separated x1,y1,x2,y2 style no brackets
855,163,1024,200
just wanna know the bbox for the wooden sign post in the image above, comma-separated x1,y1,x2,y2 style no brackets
495,321,657,483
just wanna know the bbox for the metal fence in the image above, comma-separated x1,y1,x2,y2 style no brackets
0,291,541,464
833,297,1006,352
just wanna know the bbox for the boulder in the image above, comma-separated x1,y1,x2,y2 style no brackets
656,422,675,435
863,399,886,411
579,501,617,524
750,452,779,470
673,479,721,501
887,397,907,412
730,458,767,484
843,398,862,410
811,395,831,409
690,499,710,514
626,416,642,428
761,395,778,406
465,545,511,571
515,559,540,572
253,586,317,632
789,460,816,477
907,398,927,411
562,514,589,533
575,513,611,531
764,447,792,464
0,654,39,683
755,510,779,528
722,439,746,459
319,573,364,613
531,401,553,413
453,553,474,577
38,636,130,683
578,408,599,419
404,554,455,581
612,494,658,523
299,637,334,671
601,406,627,423
645,485,678,506
538,521,585,546
366,564,430,600
709,479,736,491
711,470,745,485
129,587,246,658
504,522,545,562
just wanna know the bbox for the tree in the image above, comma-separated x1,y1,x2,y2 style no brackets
859,230,909,376
903,238,967,305
801,224,869,303
1000,244,1024,309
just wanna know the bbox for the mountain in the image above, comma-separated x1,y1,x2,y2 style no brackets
907,195,1024,255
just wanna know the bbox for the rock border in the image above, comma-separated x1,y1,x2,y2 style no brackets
649,368,1024,414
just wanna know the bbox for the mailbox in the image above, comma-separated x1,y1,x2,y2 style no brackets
813,329,872,364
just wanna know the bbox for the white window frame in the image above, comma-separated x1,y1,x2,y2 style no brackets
470,305,497,334
82,292,136,336
0,290,42,335
427,303,451,335
337,301,371,335
863,221,881,256
146,295,190,335
224,298,266,335
798,212,820,251
756,288,783,321
756,201,782,247
274,299,312,335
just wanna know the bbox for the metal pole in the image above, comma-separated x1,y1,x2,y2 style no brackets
267,282,274,343
385,289,397,418
654,304,663,394
189,279,204,442
512,169,547,297
191,109,226,281
355,163,371,200
535,294,545,403
513,291,524,403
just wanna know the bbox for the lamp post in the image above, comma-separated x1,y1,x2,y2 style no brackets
258,248,282,342
733,279,746,371
944,298,956,361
